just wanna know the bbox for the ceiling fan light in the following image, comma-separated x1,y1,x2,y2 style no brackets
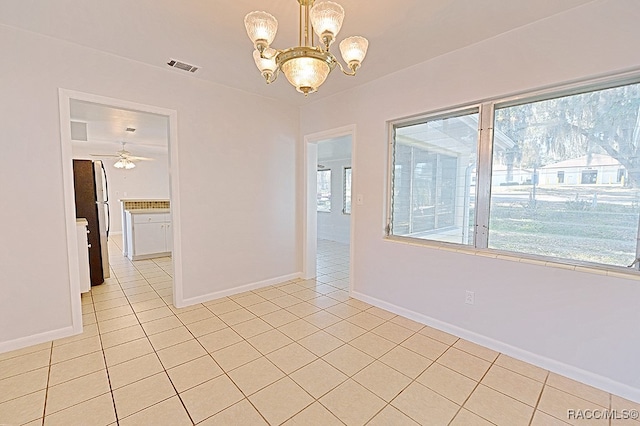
281,56,331,95
310,1,344,46
253,49,277,73
244,11,278,52
339,36,369,69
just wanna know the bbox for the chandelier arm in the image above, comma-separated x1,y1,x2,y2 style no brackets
336,60,357,76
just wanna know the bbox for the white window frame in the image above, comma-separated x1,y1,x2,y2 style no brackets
385,70,640,275
343,166,352,215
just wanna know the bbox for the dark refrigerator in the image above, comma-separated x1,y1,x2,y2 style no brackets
73,159,110,286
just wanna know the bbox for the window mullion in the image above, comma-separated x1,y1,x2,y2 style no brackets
474,102,494,249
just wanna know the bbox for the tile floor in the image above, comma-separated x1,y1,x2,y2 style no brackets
1,238,639,425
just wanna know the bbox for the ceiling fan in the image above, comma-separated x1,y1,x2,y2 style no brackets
91,142,153,169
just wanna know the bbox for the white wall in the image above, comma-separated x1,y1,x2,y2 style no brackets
317,158,351,244
299,0,640,401
71,145,170,234
0,24,299,350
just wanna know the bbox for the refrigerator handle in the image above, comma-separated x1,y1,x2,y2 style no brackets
106,202,110,239
100,161,109,203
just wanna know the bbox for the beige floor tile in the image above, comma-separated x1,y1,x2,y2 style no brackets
365,306,397,321
325,303,362,319
324,320,367,342
247,328,294,355
0,366,49,403
205,299,242,315
454,339,499,362
495,354,548,382
344,298,372,311
379,345,432,378
249,377,314,425
181,375,244,423
48,351,105,387
176,306,215,324
95,304,134,322
323,344,374,376
125,291,161,304
261,309,299,328
611,394,640,413
450,408,495,426
349,332,396,358
103,337,154,367
245,300,281,317
530,410,572,425
212,341,262,372
141,315,183,336
0,390,46,425
51,335,102,364
465,384,534,426
167,355,223,393
198,327,243,353
185,316,227,337
303,310,342,328
353,360,412,402
283,401,343,426
286,301,322,317
547,373,611,408
537,386,608,426
320,378,386,425
198,398,268,426
148,326,193,350
136,306,174,323
218,308,257,326
254,287,289,300
401,333,450,360
417,362,477,405
130,298,167,313
119,396,192,425
267,342,317,374
113,372,176,419
308,295,342,309
54,324,99,346
391,381,460,425
482,364,544,406
93,296,129,312
233,293,268,307
45,370,111,415
43,393,115,426
298,330,344,357
437,347,491,381
232,317,273,339
107,352,164,389
390,315,424,332
278,318,320,340
371,321,414,344
228,357,285,396
290,359,348,398
83,312,97,325
100,324,146,349
419,325,459,345
346,311,386,330
277,283,307,295
157,339,206,369
96,314,139,334
367,405,420,426
0,342,52,363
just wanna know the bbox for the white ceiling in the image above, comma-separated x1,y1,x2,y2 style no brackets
0,0,594,106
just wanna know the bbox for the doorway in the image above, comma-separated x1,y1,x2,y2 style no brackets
303,125,356,293
58,89,183,333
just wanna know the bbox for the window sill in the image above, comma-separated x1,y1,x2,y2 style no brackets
383,235,640,281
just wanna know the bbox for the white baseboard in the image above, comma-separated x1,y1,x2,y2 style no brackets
0,324,80,355
179,272,302,306
352,291,640,404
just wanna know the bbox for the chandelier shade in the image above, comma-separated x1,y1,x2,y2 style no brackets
113,158,135,169
244,0,368,96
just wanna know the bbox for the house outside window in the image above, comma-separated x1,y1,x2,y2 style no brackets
317,169,331,212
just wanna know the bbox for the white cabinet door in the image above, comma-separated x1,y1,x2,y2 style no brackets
134,222,167,256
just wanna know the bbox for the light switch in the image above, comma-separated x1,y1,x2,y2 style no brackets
356,194,364,205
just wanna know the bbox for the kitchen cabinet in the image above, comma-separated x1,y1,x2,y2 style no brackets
125,211,172,260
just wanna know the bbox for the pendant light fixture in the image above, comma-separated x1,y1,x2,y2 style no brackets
244,0,369,96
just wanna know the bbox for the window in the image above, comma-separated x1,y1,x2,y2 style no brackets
317,169,331,212
390,109,479,245
343,167,352,214
389,77,640,270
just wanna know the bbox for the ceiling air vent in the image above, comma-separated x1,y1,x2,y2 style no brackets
167,59,199,73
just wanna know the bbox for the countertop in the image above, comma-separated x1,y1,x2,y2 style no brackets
126,208,170,214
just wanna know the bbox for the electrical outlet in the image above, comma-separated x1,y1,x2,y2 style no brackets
465,290,475,305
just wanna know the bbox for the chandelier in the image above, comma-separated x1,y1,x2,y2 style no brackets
113,157,135,169
244,0,369,96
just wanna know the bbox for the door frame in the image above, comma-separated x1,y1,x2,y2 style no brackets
303,125,356,293
58,89,184,333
